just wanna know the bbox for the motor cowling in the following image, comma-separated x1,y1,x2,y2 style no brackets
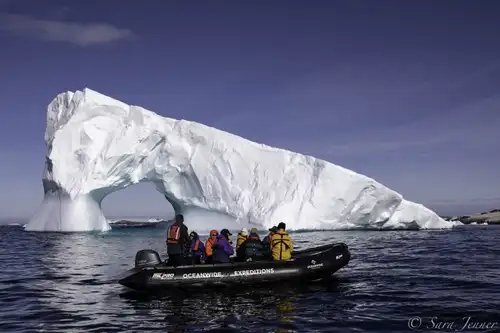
135,249,162,268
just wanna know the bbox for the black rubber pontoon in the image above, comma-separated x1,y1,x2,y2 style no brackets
118,243,350,291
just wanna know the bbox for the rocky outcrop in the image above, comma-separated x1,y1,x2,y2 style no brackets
108,219,170,229
442,209,500,224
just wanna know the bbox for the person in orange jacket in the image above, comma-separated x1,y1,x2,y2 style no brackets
205,229,218,264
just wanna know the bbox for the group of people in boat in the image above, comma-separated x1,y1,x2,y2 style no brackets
165,214,293,266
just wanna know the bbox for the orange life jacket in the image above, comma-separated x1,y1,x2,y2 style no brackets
193,239,200,251
167,225,181,244
205,237,216,256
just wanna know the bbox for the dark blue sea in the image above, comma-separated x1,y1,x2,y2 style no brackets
1,223,499,333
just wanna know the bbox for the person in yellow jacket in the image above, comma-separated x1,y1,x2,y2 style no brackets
270,222,293,260
236,228,249,250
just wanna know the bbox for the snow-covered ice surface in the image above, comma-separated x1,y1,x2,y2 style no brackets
25,88,461,232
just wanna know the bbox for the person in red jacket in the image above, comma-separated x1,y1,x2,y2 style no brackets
166,214,189,266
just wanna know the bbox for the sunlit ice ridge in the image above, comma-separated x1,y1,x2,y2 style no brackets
24,88,461,232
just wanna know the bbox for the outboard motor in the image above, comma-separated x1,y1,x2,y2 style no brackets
135,249,162,268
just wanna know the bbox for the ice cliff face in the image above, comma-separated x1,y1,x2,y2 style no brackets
25,88,460,232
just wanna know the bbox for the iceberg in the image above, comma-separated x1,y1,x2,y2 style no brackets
25,88,461,232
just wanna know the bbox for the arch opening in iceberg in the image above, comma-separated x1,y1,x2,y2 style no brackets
24,88,461,232
100,181,174,223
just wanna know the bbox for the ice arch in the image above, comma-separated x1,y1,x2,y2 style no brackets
25,88,460,232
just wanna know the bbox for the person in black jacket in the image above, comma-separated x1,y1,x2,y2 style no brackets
236,228,270,262
262,226,277,248
166,214,189,266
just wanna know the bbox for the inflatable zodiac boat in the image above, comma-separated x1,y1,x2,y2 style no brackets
118,243,350,291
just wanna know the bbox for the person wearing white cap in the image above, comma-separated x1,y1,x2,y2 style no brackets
236,228,249,251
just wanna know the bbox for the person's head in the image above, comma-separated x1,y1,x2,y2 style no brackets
220,228,232,239
277,222,286,230
209,229,218,239
175,214,184,224
240,228,249,237
248,228,260,239
268,226,278,234
189,231,198,240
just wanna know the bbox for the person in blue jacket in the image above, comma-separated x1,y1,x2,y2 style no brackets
211,229,234,263
189,231,205,264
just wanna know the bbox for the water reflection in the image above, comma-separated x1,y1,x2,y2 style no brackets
276,298,296,332
36,233,117,329
119,280,344,332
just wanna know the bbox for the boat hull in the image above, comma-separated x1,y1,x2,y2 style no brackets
118,243,350,291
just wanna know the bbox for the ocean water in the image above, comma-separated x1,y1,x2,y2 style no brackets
0,224,499,333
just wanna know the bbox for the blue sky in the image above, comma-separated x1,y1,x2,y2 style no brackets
0,0,499,219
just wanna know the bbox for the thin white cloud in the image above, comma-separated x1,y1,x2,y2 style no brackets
0,13,135,46
286,94,500,157
360,101,497,153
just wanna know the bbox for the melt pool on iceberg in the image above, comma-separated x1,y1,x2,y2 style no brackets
25,88,461,232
